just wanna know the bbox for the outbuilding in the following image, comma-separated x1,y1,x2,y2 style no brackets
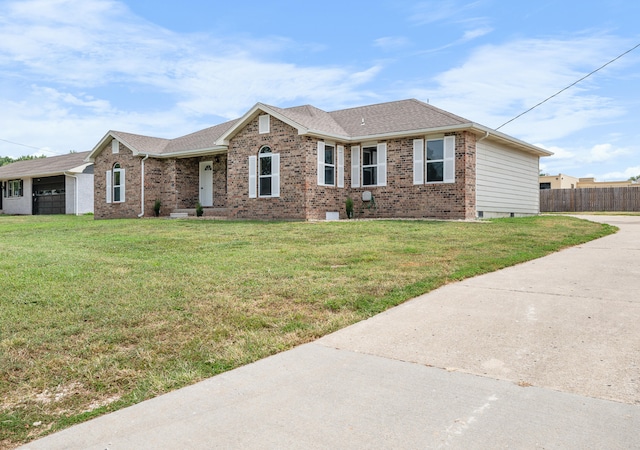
0,152,94,215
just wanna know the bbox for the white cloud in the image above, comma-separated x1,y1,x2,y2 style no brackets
418,35,628,142
600,166,640,180
374,36,411,51
537,142,631,163
0,0,384,157
410,0,485,25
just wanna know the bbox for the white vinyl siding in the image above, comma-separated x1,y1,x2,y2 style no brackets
351,146,360,188
476,141,540,217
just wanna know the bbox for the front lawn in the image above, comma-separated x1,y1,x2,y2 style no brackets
0,215,615,448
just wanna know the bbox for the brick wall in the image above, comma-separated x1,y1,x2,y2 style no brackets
302,131,477,221
94,127,478,221
94,141,142,219
227,116,309,220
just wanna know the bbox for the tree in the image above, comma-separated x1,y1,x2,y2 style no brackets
0,155,46,167
629,175,640,183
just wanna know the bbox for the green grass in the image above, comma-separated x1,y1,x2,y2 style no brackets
0,215,615,448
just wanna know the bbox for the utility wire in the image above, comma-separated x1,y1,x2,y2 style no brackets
0,137,62,155
495,42,640,131
0,137,42,150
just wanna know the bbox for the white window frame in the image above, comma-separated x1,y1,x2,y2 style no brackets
251,146,280,198
361,142,387,187
8,179,23,197
107,163,125,204
111,138,119,154
259,114,270,134
414,136,456,185
317,141,336,186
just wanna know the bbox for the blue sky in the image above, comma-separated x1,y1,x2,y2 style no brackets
1,0,639,180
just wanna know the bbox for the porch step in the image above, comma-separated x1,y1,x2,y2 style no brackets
171,208,229,219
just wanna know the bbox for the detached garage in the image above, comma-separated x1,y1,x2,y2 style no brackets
0,152,94,216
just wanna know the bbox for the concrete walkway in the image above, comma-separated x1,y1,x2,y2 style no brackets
21,216,640,449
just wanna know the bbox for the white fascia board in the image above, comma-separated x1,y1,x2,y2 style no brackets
305,123,552,158
158,146,228,159
303,124,474,144
470,124,553,157
217,103,309,145
66,163,93,174
85,131,116,162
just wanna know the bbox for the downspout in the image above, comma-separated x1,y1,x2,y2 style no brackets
138,154,149,218
64,171,79,216
475,131,490,219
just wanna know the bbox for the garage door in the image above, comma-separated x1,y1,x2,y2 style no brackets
33,175,66,215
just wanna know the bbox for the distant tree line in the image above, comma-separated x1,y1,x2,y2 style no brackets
0,154,46,167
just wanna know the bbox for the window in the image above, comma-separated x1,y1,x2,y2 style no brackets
249,146,280,198
259,114,270,134
540,182,551,190
413,136,455,185
426,139,444,182
8,179,23,197
106,163,125,203
363,143,387,187
317,141,343,187
351,143,387,188
259,147,273,196
112,138,119,154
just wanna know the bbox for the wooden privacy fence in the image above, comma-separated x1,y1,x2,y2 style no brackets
540,187,640,212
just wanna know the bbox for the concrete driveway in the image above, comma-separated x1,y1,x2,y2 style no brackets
21,215,640,449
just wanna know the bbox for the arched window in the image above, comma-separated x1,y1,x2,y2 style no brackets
107,163,125,203
248,146,280,198
259,146,273,197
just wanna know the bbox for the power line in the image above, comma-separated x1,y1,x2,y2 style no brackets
495,42,640,131
0,137,41,150
0,137,62,155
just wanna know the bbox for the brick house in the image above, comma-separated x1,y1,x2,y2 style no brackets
85,99,552,220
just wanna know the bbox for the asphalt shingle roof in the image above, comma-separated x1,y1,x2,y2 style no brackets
0,151,92,179
328,99,470,137
90,99,546,158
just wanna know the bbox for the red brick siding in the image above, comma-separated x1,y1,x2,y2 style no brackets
227,116,308,220
94,142,142,219
94,125,477,221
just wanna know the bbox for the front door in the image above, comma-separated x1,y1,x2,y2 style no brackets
199,161,213,207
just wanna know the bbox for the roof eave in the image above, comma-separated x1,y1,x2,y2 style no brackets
469,124,554,157
304,123,552,157
150,146,228,159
